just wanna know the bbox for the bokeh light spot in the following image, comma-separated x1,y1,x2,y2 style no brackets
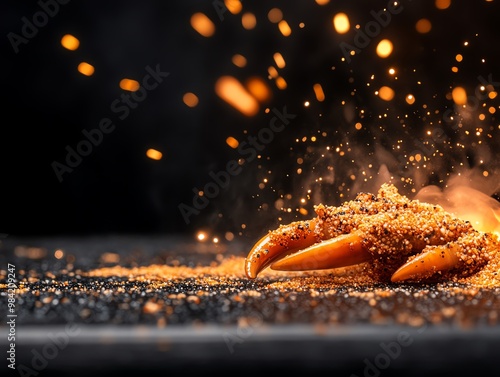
61,34,79,50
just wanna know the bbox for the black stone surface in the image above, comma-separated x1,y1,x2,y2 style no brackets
1,235,499,376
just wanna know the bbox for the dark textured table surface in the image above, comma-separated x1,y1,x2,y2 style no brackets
1,235,500,376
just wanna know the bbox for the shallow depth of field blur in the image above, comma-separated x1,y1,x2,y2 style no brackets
1,0,499,245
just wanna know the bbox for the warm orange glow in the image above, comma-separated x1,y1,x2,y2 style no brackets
273,52,286,68
77,62,94,76
232,54,247,68
378,86,395,101
435,0,451,10
278,20,292,36
376,39,393,58
452,86,467,105
495,211,500,236
183,92,199,108
146,148,163,160
456,54,463,62
333,13,350,34
268,66,278,78
355,122,362,130
215,76,259,116
415,19,432,33
226,136,239,149
120,79,140,92
54,249,64,259
224,0,242,14
242,12,256,29
197,231,207,241
61,34,79,50
313,83,325,102
275,76,287,89
406,94,416,105
315,0,330,4
246,77,271,102
268,8,283,23
190,13,215,37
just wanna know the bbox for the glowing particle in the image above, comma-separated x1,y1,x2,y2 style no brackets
226,136,239,149
54,249,64,259
313,83,325,102
355,122,362,130
77,62,94,76
213,237,219,244
388,68,396,75
333,13,350,34
232,54,247,68
225,232,234,241
120,78,140,92
406,94,416,104
376,39,393,58
268,66,278,78
299,208,308,215
378,86,395,101
278,20,292,36
304,101,310,107
275,76,287,89
483,171,489,177
456,54,463,62
224,0,242,14
451,66,459,73
415,19,432,33
190,13,215,37
215,76,259,116
452,86,467,105
268,8,283,23
146,148,163,160
246,77,271,102
435,0,451,10
273,52,286,68
61,34,79,50
242,12,256,30
489,91,497,99
183,92,199,107
197,232,206,241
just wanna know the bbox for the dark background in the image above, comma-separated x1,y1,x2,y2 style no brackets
1,0,499,242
